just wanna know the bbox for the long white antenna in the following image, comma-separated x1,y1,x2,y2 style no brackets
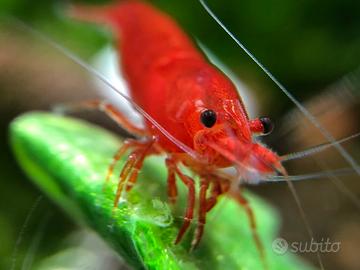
198,0,360,175
281,132,360,162
267,167,356,182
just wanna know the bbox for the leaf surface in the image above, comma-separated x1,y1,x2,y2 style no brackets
10,112,313,270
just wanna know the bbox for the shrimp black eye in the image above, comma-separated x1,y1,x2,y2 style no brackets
259,116,274,135
200,109,217,128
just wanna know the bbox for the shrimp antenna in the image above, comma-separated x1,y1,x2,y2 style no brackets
198,0,360,176
279,170,325,269
281,131,360,162
8,17,201,160
317,159,360,211
268,166,360,210
267,167,357,182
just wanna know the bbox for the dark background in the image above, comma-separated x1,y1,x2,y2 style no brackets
0,0,359,269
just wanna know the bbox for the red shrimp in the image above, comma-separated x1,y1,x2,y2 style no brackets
8,1,360,269
62,0,282,259
48,1,360,269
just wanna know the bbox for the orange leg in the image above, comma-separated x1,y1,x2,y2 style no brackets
113,149,140,207
54,99,155,208
125,141,155,192
205,181,221,212
113,140,154,208
205,177,230,211
165,158,178,205
53,99,146,136
172,165,195,244
231,190,267,270
190,176,231,249
191,177,209,250
105,139,139,186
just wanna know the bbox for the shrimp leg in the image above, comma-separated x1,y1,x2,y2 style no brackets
190,177,209,250
230,189,267,270
105,139,138,185
113,140,154,208
205,177,231,212
125,139,155,192
166,159,195,244
53,99,147,136
191,176,231,249
53,99,153,200
165,158,178,205
175,173,195,244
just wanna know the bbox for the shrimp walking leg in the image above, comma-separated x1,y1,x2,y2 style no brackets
113,140,154,208
205,178,230,212
191,176,231,248
231,190,267,269
125,140,155,192
54,99,154,203
191,178,209,250
165,158,178,205
113,149,139,207
167,160,195,244
105,139,138,185
205,181,221,212
53,100,146,136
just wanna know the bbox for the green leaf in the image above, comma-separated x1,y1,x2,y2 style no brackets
10,112,313,270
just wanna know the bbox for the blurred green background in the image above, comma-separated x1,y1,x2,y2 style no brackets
0,0,359,269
